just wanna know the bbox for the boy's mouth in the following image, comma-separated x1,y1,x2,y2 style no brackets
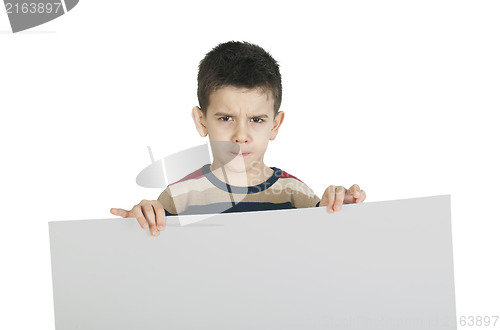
231,152,250,157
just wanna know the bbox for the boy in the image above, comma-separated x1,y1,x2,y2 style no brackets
110,41,366,236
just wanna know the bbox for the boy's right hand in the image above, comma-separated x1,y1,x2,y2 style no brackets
110,200,165,236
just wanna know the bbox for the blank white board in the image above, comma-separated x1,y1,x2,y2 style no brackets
48,195,457,329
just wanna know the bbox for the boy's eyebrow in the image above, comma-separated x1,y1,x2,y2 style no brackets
213,112,269,118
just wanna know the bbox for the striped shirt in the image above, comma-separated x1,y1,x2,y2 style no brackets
158,164,320,216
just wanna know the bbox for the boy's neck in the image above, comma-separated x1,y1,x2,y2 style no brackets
209,162,274,187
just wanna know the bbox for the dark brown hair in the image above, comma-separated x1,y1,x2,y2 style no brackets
197,41,282,117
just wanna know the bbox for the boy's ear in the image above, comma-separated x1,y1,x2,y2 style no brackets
269,111,285,141
192,106,208,137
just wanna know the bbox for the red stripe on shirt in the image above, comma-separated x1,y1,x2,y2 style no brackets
167,168,205,187
279,170,304,183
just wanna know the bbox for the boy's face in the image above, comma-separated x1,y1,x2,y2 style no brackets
192,86,284,175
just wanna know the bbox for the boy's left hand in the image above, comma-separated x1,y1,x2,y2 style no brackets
319,184,366,213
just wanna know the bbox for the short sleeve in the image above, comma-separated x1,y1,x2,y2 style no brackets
157,187,178,215
290,182,321,209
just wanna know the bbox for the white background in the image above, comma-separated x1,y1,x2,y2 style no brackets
1,0,499,328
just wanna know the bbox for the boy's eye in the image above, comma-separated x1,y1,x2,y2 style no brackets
251,117,264,123
219,116,233,121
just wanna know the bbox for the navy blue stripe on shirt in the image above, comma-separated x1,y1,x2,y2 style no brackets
164,201,294,216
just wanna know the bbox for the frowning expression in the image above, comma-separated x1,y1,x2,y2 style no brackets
193,86,284,173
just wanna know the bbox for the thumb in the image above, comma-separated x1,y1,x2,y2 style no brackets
110,208,131,218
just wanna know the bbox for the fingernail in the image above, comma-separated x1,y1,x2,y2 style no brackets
335,206,341,211
142,223,148,228
158,225,164,230
152,230,157,235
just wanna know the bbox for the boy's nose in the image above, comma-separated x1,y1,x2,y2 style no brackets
233,123,251,144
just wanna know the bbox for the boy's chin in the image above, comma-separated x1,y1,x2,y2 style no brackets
220,160,248,174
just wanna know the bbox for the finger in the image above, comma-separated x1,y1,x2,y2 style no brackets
110,208,131,218
152,200,166,230
342,184,360,204
355,190,366,203
334,186,346,211
131,204,149,230
325,185,336,213
348,184,361,198
140,201,159,236
320,185,336,213
357,190,366,203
